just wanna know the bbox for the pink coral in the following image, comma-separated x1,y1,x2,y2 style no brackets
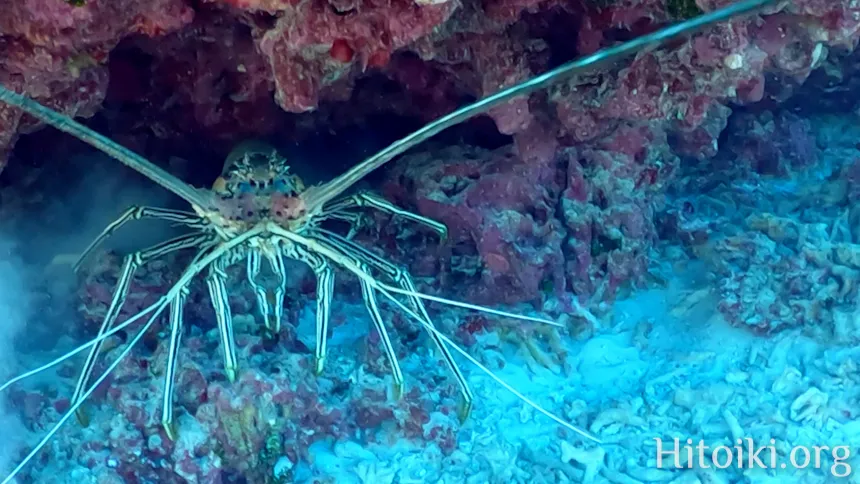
725,110,818,175
0,0,194,167
107,9,281,148
561,123,676,301
708,230,823,335
383,144,565,306
254,0,458,112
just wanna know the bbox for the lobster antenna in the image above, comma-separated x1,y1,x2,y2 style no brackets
0,87,215,211
303,0,777,212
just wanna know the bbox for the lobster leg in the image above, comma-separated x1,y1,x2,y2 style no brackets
294,249,405,398
311,229,471,416
0,232,262,484
71,232,212,426
76,206,205,272
7,303,174,484
276,226,602,444
317,211,367,240
322,191,447,241
246,249,288,336
302,253,335,376
356,261,406,399
161,286,189,440
206,257,240,382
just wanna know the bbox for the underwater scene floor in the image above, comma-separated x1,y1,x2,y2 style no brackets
4,115,860,484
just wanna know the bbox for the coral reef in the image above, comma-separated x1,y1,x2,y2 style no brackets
662,112,860,339
559,124,676,303
0,0,194,168
6,0,860,482
726,110,819,175
382,144,566,306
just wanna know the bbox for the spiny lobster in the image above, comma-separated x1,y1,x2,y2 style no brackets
0,0,773,480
